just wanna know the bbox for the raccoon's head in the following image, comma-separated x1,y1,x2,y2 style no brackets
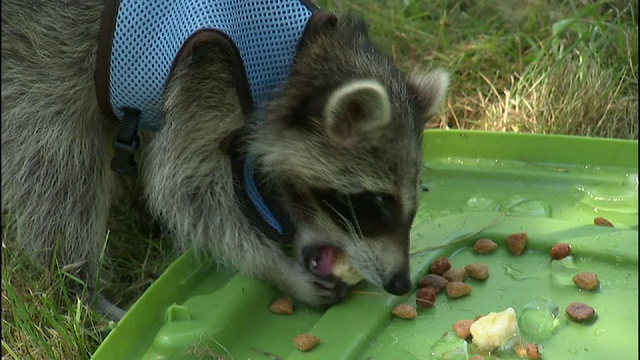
247,13,449,296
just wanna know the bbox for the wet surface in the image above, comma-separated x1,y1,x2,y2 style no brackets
92,131,638,360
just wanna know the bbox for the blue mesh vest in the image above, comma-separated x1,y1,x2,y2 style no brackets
93,0,331,242
97,0,318,131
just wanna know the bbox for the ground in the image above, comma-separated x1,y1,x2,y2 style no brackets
1,0,637,358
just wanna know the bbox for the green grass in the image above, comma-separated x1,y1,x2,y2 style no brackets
2,249,102,359
2,0,637,358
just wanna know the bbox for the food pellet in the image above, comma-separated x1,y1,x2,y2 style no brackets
293,334,321,351
550,242,572,260
566,302,596,322
269,298,294,315
416,287,437,308
516,343,541,360
465,263,489,281
573,272,600,291
446,281,472,299
506,232,528,256
429,257,452,276
443,268,468,282
473,238,498,254
594,217,614,227
392,303,418,320
418,274,448,293
525,343,541,360
452,319,475,339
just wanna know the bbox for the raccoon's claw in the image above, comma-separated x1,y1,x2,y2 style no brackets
282,262,351,306
312,275,351,303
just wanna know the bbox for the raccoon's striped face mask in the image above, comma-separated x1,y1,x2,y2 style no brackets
314,190,400,238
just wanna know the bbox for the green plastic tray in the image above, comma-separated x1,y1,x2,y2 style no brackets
92,130,638,360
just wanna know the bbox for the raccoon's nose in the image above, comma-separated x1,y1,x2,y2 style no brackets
383,270,412,295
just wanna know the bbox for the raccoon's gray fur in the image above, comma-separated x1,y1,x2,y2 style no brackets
2,0,449,309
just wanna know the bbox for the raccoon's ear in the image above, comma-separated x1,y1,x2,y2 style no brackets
407,68,450,117
299,10,338,49
323,79,391,146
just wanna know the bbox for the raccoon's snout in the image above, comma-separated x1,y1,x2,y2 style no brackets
383,269,412,296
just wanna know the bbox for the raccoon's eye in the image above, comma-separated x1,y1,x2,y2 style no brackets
315,190,400,237
354,192,395,218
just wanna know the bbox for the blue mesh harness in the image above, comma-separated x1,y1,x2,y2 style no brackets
108,0,316,131
94,0,330,244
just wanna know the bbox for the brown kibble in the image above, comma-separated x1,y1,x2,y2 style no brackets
473,238,498,254
429,257,451,275
594,217,614,227
470,356,485,360
516,344,541,359
416,287,437,308
566,302,596,322
525,343,541,360
293,334,320,351
550,242,572,260
269,298,294,314
573,272,600,291
506,232,528,256
418,274,449,293
465,263,489,281
452,319,474,339
443,268,468,282
392,303,418,320
446,281,472,298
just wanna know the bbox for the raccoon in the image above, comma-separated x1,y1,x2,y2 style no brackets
1,0,449,313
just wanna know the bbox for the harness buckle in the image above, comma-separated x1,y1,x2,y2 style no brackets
111,108,141,176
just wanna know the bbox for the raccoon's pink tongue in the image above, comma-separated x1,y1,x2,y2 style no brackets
317,246,338,276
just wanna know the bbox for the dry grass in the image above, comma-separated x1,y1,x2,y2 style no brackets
331,0,638,139
2,0,637,358
472,52,638,137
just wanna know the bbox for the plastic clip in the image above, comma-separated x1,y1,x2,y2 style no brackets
110,108,141,176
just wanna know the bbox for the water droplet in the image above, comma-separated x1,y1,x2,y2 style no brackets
594,327,607,338
500,196,551,218
549,256,579,286
568,348,578,354
518,297,562,342
430,331,469,360
463,194,499,212
623,173,638,190
573,182,638,214
503,264,532,281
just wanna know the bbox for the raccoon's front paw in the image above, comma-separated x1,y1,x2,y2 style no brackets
284,263,351,306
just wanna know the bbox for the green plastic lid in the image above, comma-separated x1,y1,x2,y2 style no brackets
92,130,638,359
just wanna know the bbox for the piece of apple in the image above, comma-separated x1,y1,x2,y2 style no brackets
470,307,519,351
331,251,364,285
